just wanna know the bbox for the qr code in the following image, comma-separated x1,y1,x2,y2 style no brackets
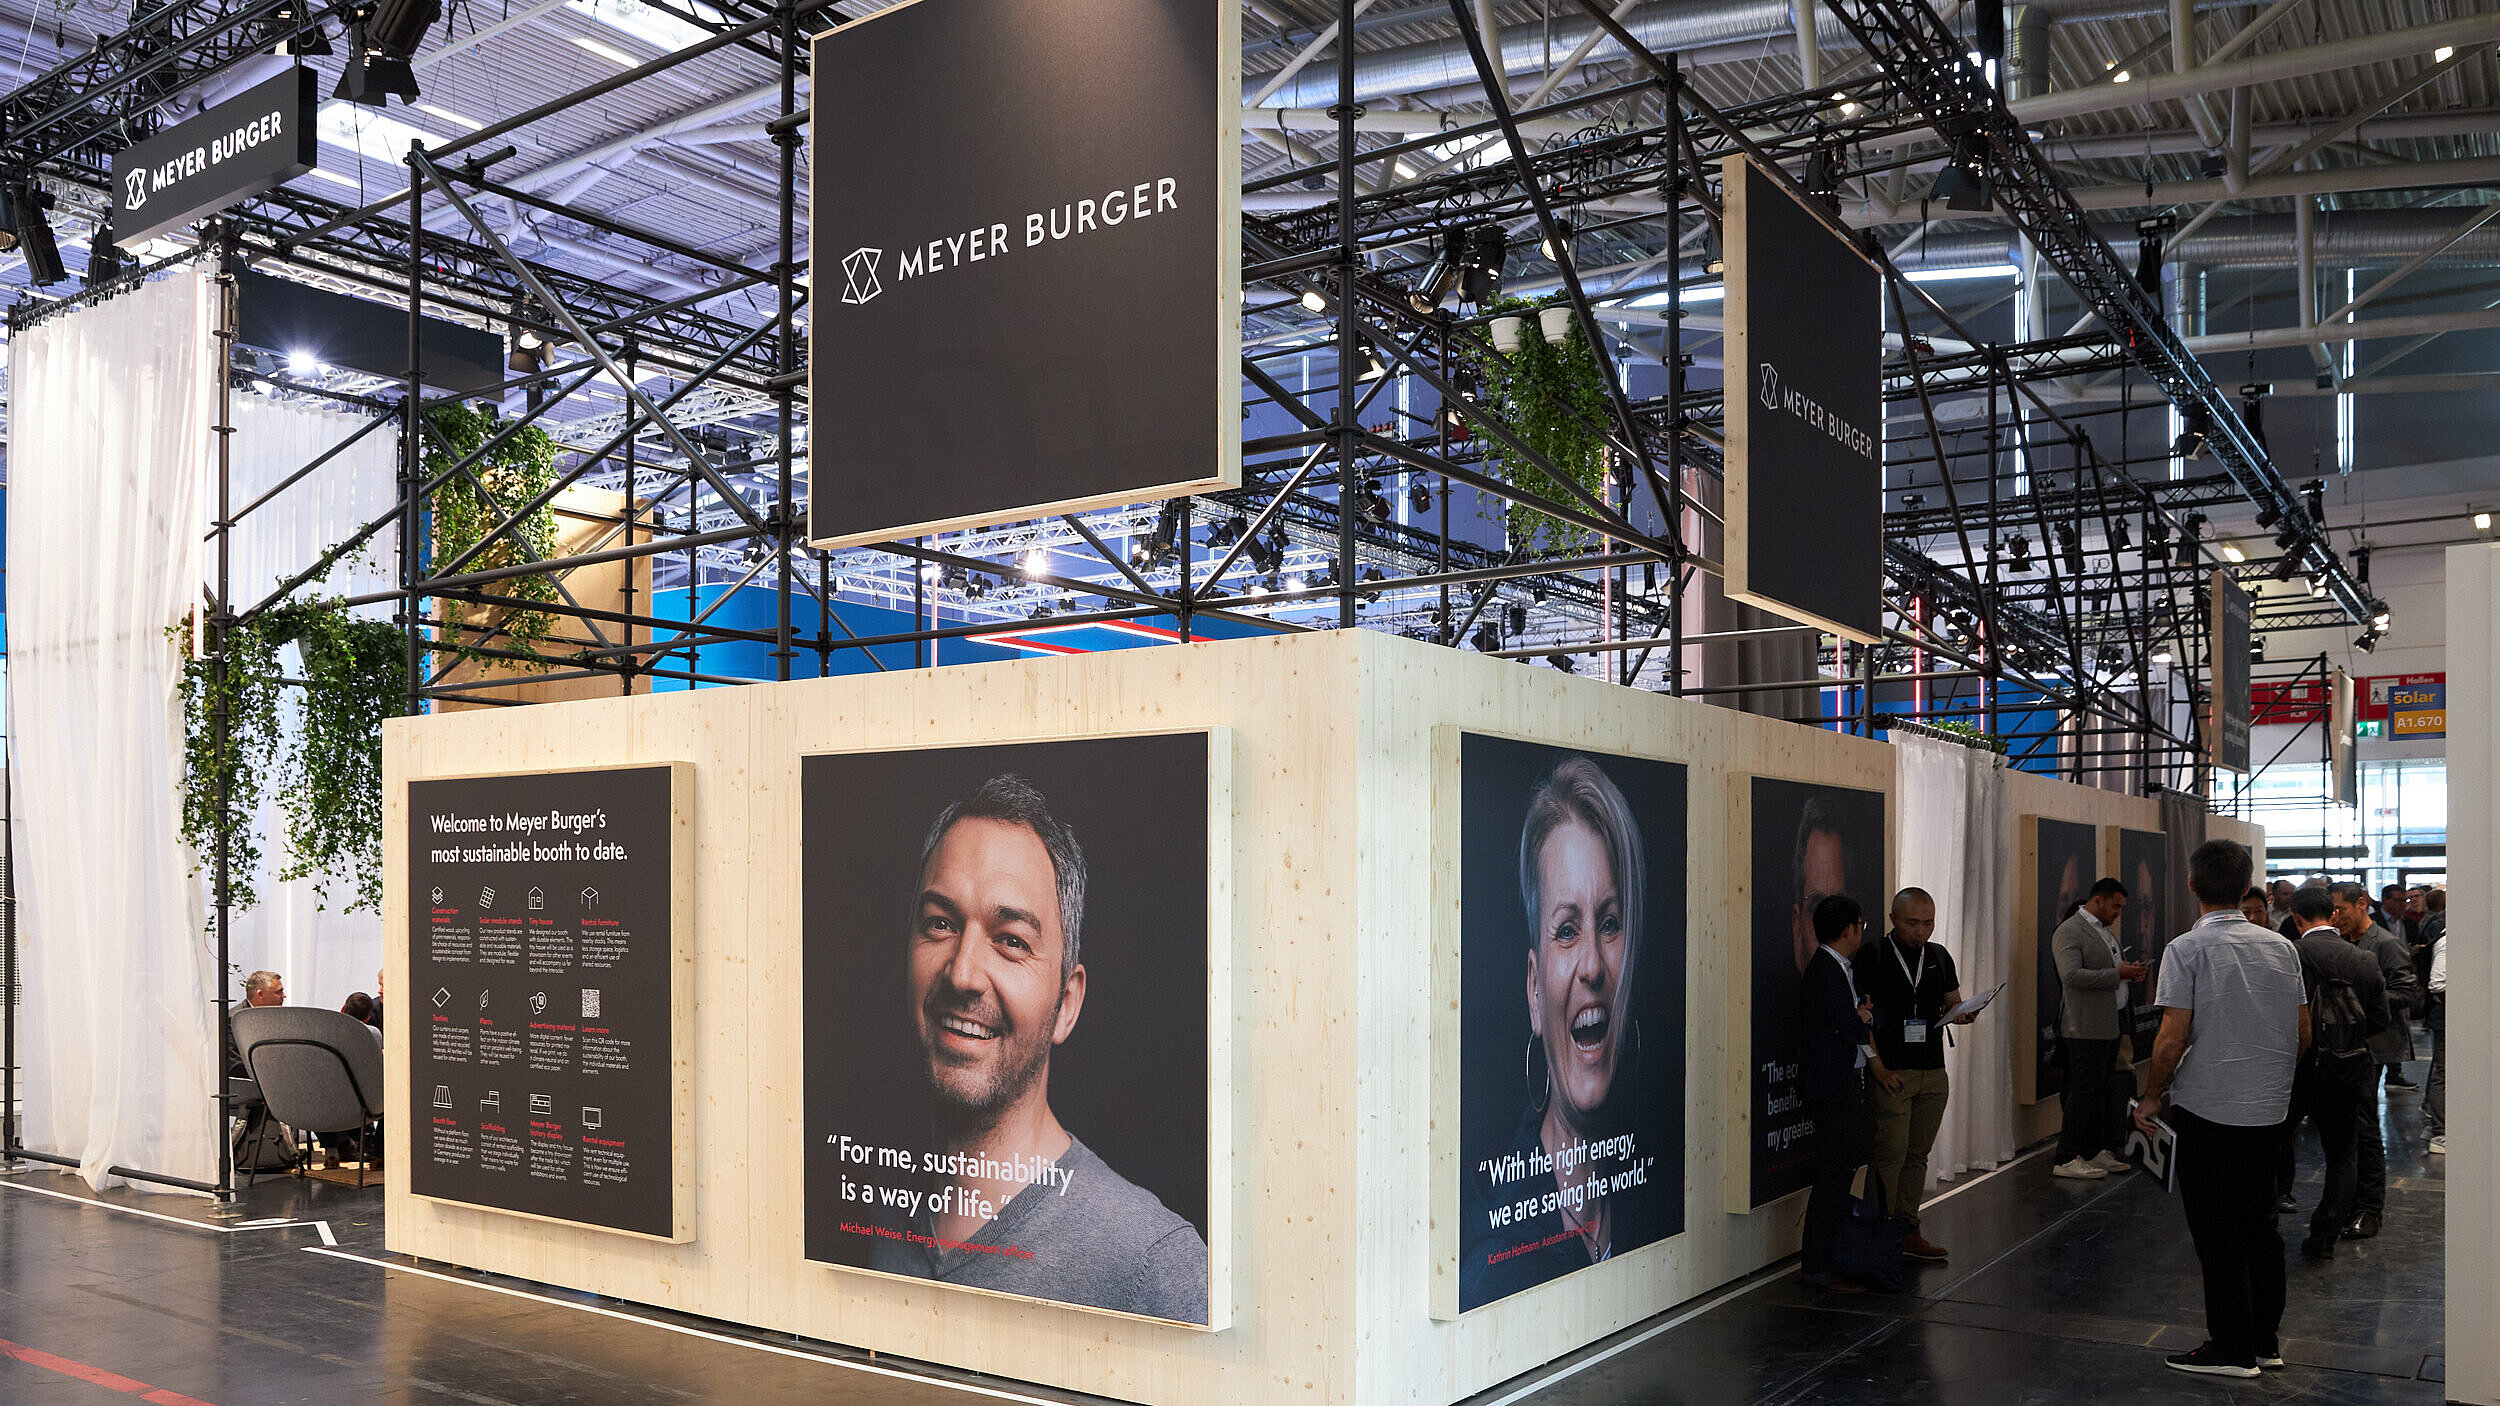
580,988,601,1018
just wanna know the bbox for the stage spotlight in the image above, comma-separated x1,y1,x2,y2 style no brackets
288,348,322,377
1300,285,1327,313
2355,545,2372,586
3,182,66,286
1356,341,1388,381
1357,564,1387,604
1547,653,1576,674
1930,132,1992,211
1409,228,1465,313
1409,482,1432,514
2254,499,2281,530
1460,223,1506,304
2108,516,2131,551
1204,515,1244,549
335,0,441,107
1505,603,1528,635
2133,215,2172,297
2270,552,2301,582
2007,534,2033,572
2355,629,2380,654
2055,523,2083,574
2304,478,2326,528
2476,510,2493,532
1471,625,1501,653
1538,217,1575,263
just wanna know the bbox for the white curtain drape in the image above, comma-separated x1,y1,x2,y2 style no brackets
223,392,398,1015
1896,732,2020,1184
9,264,220,1192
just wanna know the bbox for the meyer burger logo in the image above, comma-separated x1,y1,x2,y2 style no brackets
125,167,148,213
834,174,1180,309
840,247,884,305
1755,360,1876,463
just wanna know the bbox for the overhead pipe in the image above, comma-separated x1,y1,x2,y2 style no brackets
1246,0,2271,110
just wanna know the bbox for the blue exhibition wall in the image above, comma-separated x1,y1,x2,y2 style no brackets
647,583,1271,689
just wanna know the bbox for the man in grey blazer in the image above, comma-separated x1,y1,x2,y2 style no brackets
2052,878,2148,1179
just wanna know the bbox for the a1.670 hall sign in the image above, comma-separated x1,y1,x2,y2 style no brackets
808,0,1242,549
112,68,318,248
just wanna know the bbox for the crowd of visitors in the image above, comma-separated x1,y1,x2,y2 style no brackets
1795,841,2448,1381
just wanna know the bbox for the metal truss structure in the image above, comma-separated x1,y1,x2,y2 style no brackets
0,0,2407,1194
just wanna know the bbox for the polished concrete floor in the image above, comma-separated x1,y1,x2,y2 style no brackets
0,1062,2446,1405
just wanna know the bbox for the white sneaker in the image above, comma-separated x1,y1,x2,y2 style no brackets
2429,1135,2446,1155
2091,1151,2133,1174
2053,1157,2109,1180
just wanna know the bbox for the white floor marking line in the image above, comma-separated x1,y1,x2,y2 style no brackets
1469,1140,2055,1406
0,1179,336,1244
299,1248,1084,1406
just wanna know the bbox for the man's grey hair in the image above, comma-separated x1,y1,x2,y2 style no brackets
243,970,282,996
919,774,1088,975
2327,881,2373,910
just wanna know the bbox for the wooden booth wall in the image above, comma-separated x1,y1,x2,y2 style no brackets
382,629,2253,1406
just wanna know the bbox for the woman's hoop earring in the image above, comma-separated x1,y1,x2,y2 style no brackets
1524,1036,1551,1114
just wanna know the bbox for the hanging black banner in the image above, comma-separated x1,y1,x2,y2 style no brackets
111,68,318,247
2210,572,2252,773
1724,153,1885,644
806,0,1241,549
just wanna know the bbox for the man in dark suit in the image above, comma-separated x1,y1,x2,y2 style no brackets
1798,893,1877,1293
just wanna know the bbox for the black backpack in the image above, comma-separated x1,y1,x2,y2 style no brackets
2310,976,2371,1056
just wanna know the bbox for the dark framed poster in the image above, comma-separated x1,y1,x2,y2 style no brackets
800,733,1229,1327
404,763,691,1241
1746,777,1885,1207
2210,571,2252,773
806,0,1241,548
1447,734,1686,1314
2025,816,2097,1103
1723,151,1884,644
2112,827,2169,1058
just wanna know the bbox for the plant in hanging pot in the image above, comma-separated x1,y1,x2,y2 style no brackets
1489,313,1527,354
1478,294,1614,556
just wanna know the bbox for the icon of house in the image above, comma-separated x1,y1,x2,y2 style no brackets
527,888,545,911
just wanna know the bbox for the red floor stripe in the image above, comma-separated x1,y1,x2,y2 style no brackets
0,1336,218,1406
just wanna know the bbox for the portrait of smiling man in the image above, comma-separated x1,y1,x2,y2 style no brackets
862,773,1210,1323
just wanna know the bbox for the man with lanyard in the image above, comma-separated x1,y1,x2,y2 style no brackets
2136,840,2309,1378
1855,886,1979,1262
2051,879,2145,1179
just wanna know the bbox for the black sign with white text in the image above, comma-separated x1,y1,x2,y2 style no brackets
112,67,317,247
2211,572,2252,773
1725,153,1884,643
806,0,1240,548
407,766,680,1238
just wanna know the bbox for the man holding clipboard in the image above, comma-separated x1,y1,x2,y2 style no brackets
1852,887,1984,1263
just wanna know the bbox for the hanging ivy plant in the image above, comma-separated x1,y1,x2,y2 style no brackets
171,614,283,914
266,601,409,911
1480,294,1615,557
426,400,563,671
172,593,410,918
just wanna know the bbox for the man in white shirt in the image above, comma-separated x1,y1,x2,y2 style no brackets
2135,840,2309,1379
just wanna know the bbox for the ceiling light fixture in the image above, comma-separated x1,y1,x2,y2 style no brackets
571,34,638,65
2221,543,2245,563
336,0,440,106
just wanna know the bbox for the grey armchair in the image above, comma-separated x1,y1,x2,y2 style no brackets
230,1006,386,1187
